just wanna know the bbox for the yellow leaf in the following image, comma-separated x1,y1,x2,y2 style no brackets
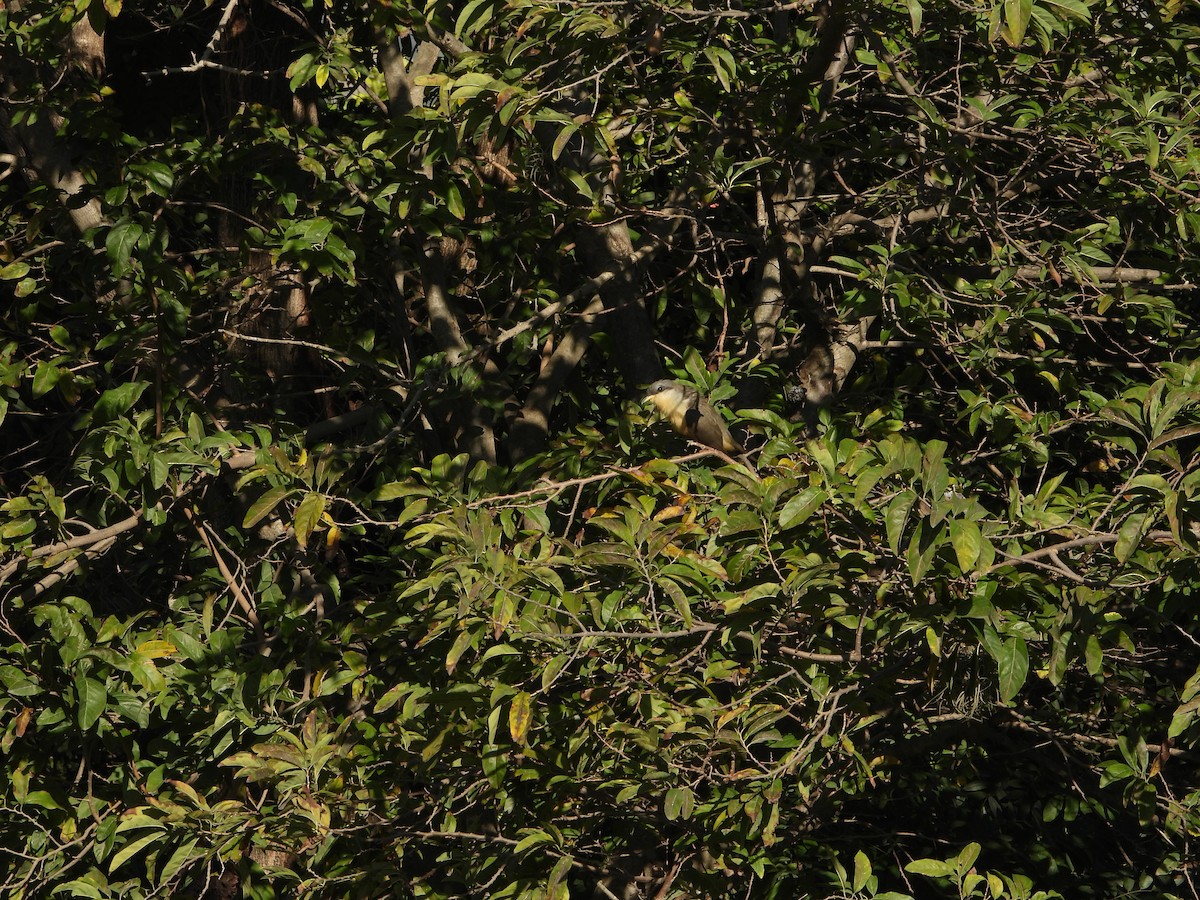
135,640,177,660
293,492,326,549
325,522,342,554
509,691,533,744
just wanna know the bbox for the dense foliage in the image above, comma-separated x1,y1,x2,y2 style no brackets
2,0,1199,897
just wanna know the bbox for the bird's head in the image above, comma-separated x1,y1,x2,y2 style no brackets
642,379,688,414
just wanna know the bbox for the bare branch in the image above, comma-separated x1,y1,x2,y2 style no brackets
0,514,141,589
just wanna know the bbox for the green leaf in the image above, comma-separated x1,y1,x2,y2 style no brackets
446,630,473,674
540,654,570,692
1041,0,1092,22
566,171,594,201
109,830,163,873
996,636,1029,703
47,492,65,523
159,837,199,883
852,850,872,892
445,183,466,220
1114,512,1150,563
661,578,693,628
906,0,923,33
158,292,189,338
551,121,580,161
31,361,63,398
75,674,107,730
0,261,30,280
702,46,736,92
547,854,574,900
455,0,495,38
166,627,207,662
926,626,941,657
664,786,694,821
374,682,408,714
0,516,35,541
284,217,333,249
374,482,430,502
128,654,165,693
885,489,917,553
1085,634,1103,675
513,829,553,854
905,521,941,585
131,161,174,196
1169,697,1200,739
51,879,103,899
242,486,294,529
93,381,149,424
449,72,498,101
723,581,780,614
105,221,144,275
778,485,825,530
1004,0,1033,45
949,519,982,572
1099,760,1133,787
287,53,317,89
905,858,954,877
149,453,169,489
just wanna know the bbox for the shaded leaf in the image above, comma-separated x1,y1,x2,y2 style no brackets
664,786,694,821
75,675,107,731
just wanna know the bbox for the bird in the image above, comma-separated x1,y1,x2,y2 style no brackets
643,379,743,454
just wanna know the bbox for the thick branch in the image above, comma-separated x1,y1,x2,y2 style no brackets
378,36,440,118
508,294,608,462
748,3,858,360
0,103,105,235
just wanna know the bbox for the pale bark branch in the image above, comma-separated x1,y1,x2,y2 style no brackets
986,530,1175,576
379,39,440,117
16,537,118,603
0,514,141,589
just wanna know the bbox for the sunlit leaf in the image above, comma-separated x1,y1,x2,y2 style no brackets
292,491,327,549
508,690,532,744
243,487,294,529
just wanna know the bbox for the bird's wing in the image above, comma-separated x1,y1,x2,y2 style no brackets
680,388,703,434
693,397,737,452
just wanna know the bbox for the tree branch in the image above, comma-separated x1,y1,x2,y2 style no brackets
0,514,141,589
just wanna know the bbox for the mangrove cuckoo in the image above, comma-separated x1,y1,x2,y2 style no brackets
643,380,743,454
